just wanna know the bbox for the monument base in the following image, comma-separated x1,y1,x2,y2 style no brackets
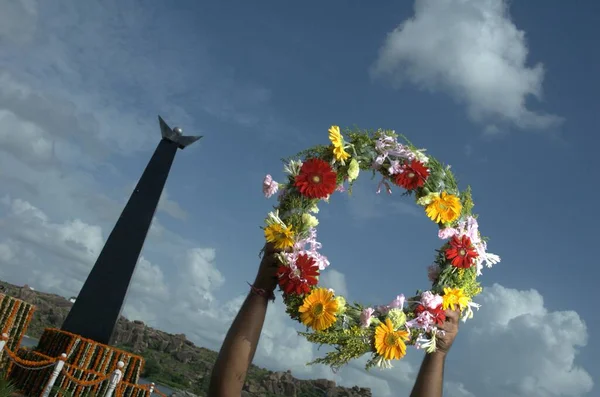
9,328,148,396
0,293,35,368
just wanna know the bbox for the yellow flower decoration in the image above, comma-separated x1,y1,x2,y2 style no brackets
442,287,470,311
264,223,295,250
374,318,410,361
328,125,351,162
299,288,338,331
425,192,462,224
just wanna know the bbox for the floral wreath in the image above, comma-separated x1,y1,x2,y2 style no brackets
261,126,500,370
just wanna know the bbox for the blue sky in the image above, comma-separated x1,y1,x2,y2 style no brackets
0,1,598,396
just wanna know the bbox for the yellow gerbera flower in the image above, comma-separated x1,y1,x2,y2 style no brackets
374,318,410,361
328,125,351,162
425,192,462,224
442,287,470,311
299,288,338,331
264,223,295,250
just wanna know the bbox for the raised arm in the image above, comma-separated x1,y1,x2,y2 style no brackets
208,244,279,397
410,309,460,397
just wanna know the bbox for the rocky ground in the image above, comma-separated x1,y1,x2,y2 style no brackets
0,280,371,397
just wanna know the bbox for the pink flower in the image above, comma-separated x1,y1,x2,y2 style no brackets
465,216,480,243
304,250,330,270
262,174,279,198
360,307,375,328
427,264,441,283
420,291,443,309
289,228,330,270
388,160,403,175
389,295,405,309
376,178,392,194
406,311,435,332
376,295,405,315
438,227,459,240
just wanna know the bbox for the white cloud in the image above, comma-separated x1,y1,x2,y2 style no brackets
452,284,593,397
445,382,476,397
158,190,188,220
372,0,563,131
129,256,169,301
0,109,55,167
0,242,15,263
0,0,38,45
0,196,103,293
176,248,225,305
319,269,349,298
0,198,593,396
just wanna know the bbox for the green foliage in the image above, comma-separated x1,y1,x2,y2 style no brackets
346,128,378,170
286,144,333,164
283,293,304,322
275,187,319,237
0,376,16,397
141,355,162,378
460,186,475,217
52,385,97,397
436,264,481,298
422,158,459,196
299,326,373,371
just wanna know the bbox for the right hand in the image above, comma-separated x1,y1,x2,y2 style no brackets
435,309,460,356
253,243,281,292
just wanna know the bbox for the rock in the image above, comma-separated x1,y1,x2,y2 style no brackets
170,391,198,397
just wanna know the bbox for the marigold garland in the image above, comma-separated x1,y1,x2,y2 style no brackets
262,126,501,370
7,327,146,396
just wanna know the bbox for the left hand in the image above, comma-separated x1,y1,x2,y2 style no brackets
253,243,281,292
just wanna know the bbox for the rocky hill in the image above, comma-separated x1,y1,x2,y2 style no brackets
0,280,371,396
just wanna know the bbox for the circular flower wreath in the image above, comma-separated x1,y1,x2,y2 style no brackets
261,126,501,370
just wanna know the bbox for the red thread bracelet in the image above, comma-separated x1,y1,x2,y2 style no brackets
248,282,276,302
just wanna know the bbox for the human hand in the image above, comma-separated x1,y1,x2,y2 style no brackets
253,243,281,292
435,309,460,357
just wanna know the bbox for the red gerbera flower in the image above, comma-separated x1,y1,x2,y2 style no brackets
429,305,446,326
414,304,446,326
277,254,320,295
294,158,337,199
445,235,478,269
393,160,430,190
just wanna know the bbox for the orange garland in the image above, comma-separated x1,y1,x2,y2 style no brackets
61,365,110,386
47,328,142,365
119,380,156,397
1,344,56,367
2,300,21,334
77,344,97,396
40,328,144,382
0,294,10,322
16,305,35,348
5,326,145,396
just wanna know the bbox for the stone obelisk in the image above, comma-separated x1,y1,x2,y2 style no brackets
61,116,201,344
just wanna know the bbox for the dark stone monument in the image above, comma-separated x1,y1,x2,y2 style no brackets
61,116,201,344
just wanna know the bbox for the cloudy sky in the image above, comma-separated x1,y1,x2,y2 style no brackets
0,0,598,396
